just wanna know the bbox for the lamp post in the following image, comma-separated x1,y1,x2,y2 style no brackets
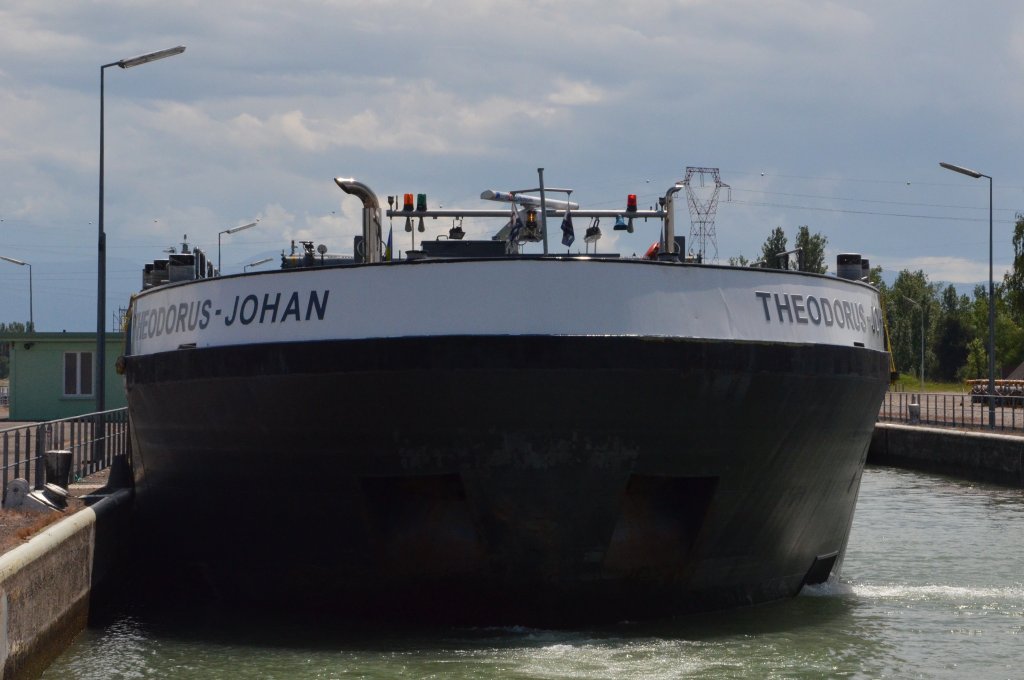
902,295,924,395
0,256,32,330
218,221,259,274
939,161,995,429
98,45,185,413
244,257,273,273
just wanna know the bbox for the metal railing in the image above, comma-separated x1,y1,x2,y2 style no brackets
0,408,130,494
878,392,1024,433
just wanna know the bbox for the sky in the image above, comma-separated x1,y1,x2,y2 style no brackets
2,0,1024,331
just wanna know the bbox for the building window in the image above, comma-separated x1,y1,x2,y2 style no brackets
63,351,94,397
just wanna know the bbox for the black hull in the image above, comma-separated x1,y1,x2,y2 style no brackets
125,335,889,624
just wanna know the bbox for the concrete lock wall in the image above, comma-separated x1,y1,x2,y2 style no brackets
869,422,1024,487
0,489,131,680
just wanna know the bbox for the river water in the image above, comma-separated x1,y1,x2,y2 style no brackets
44,466,1023,679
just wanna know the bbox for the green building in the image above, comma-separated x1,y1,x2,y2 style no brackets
0,332,127,421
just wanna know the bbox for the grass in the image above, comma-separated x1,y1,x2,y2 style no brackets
14,512,64,541
890,373,967,393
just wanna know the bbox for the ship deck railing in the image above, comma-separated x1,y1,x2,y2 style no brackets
0,408,130,493
877,391,1024,434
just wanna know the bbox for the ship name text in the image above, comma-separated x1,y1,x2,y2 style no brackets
133,289,330,343
755,291,882,335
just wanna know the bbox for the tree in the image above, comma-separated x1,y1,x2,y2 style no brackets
759,227,788,269
1003,213,1024,324
958,282,1024,379
934,285,970,381
756,226,828,272
851,214,1024,382
960,338,988,381
0,322,30,380
994,287,1024,376
794,225,828,274
886,270,938,382
728,254,750,267
867,264,885,288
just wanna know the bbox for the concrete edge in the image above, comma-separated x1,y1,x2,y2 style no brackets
0,489,132,680
870,422,1024,487
0,510,98,584
875,421,1024,444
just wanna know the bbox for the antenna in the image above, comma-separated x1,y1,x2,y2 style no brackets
681,167,730,263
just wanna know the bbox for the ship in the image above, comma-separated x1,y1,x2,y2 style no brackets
121,172,890,624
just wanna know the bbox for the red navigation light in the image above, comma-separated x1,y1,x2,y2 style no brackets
403,193,414,211
626,194,638,212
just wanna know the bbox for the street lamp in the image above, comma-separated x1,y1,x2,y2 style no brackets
218,221,259,274
244,257,273,273
939,161,995,429
98,45,185,413
0,256,32,330
902,295,924,395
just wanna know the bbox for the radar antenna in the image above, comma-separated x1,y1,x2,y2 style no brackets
681,167,730,263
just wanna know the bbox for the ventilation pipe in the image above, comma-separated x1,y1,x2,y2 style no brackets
335,178,383,263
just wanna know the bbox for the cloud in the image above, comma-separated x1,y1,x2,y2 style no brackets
547,80,607,107
140,75,596,160
0,7,91,56
870,255,1012,286
2,0,1024,329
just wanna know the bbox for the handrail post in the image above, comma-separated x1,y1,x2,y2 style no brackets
92,411,103,465
33,423,45,490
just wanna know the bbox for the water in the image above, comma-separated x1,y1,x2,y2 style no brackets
45,467,1024,679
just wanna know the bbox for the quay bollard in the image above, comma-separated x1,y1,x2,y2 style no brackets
908,401,921,424
45,450,73,489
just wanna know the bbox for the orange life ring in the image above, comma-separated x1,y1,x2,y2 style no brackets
644,242,660,260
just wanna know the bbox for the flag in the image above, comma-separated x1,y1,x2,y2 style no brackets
508,215,524,244
561,212,575,247
384,225,393,261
